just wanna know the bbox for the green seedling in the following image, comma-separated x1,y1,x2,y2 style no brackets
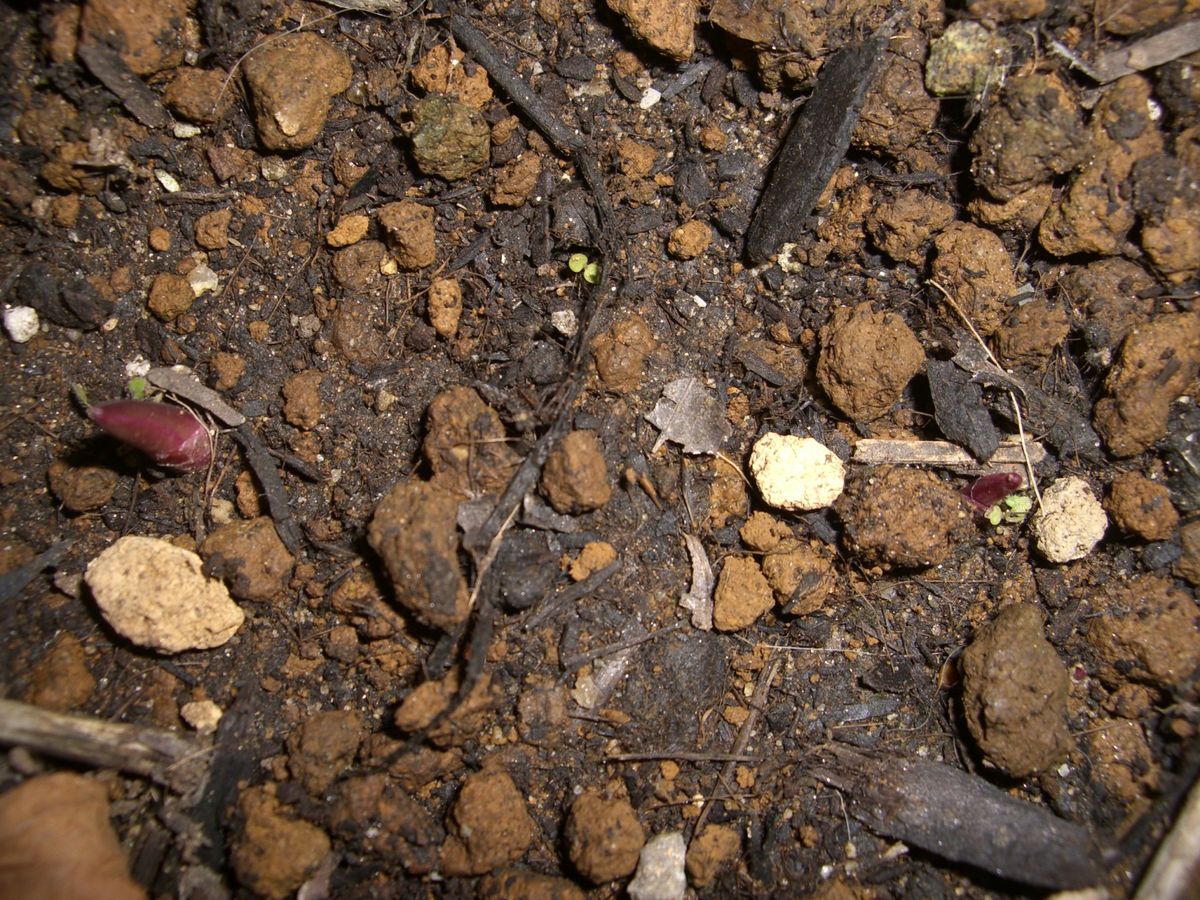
567,252,600,284
127,376,149,400
985,493,1033,526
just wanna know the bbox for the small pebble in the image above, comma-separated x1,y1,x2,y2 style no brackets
3,306,40,343
1033,477,1108,563
750,433,845,511
629,832,687,900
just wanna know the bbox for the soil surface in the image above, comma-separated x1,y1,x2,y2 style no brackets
1,0,1199,898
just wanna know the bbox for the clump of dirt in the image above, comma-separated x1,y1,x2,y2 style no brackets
960,604,1073,777
565,789,646,884
837,468,969,570
816,302,924,421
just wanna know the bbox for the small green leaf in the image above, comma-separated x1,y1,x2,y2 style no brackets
568,252,589,273
127,376,149,400
985,505,1003,526
1004,494,1032,515
72,383,90,408
583,261,600,284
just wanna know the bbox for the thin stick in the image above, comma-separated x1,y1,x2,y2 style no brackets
561,622,683,671
690,655,781,840
0,699,211,794
607,751,762,763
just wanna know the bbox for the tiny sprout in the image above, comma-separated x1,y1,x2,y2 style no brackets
127,376,149,400
583,261,599,284
568,253,589,273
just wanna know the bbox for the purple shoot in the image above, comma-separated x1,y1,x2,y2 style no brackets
88,399,212,473
962,471,1023,514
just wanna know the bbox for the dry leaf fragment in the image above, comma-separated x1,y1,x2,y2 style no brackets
680,533,714,630
646,377,731,455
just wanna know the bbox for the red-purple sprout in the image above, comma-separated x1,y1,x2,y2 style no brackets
88,399,212,473
962,471,1023,514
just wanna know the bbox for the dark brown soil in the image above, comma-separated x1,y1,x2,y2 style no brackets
1,1,1199,898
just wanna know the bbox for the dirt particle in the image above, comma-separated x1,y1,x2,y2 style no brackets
667,219,712,260
592,314,657,392
440,769,537,876
925,20,1012,97
1088,574,1200,690
231,784,331,900
1178,520,1200,587
969,72,1085,201
79,0,187,75
201,516,295,601
411,44,493,109
410,96,490,181
286,710,365,796
25,634,95,712
211,351,245,391
540,430,611,515
325,214,369,248
931,222,1019,337
282,369,323,430
85,535,244,653
490,152,542,207
147,272,194,321
866,189,955,264
332,239,387,289
329,774,442,874
1093,312,1200,457
817,303,924,421
1088,718,1159,804
1032,477,1108,564
427,276,462,338
993,297,1070,369
739,511,791,552
162,67,229,124
606,0,696,60
960,604,1072,777
762,541,836,616
422,386,520,495
837,468,968,570
713,556,774,632
378,201,437,269
566,789,646,883
968,183,1053,231
568,540,618,581
854,54,939,156
1105,472,1179,541
46,460,117,513
242,33,352,151
617,137,658,178
1040,75,1163,257
194,208,231,251
479,868,586,900
393,669,502,747
148,226,171,252
368,479,469,631
686,823,740,888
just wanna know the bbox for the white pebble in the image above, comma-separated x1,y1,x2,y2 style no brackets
551,309,578,338
1032,477,1108,563
750,433,845,511
628,832,686,900
3,306,40,343
188,263,220,296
